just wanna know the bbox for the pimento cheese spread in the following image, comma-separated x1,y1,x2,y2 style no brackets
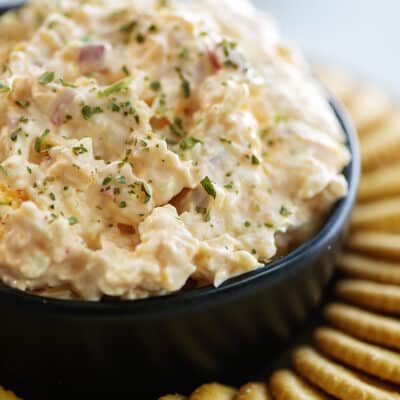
0,0,350,300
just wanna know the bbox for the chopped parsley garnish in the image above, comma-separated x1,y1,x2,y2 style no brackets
219,137,232,144
156,94,167,114
10,128,21,142
251,154,260,165
264,222,275,228
275,114,287,124
26,166,32,174
158,0,170,7
224,182,233,190
68,216,79,225
38,71,55,85
280,206,292,217
175,67,191,98
72,144,88,155
49,192,56,201
0,165,8,176
34,129,50,153
150,81,161,92
136,33,146,44
82,105,103,120
121,65,130,76
0,82,10,93
117,175,126,184
244,221,251,228
119,201,127,208
148,24,158,33
141,183,151,203
180,136,203,150
98,77,133,98
119,20,137,33
19,116,29,123
200,176,216,199
60,79,77,88
102,176,112,186
170,117,186,137
15,100,30,108
179,47,189,60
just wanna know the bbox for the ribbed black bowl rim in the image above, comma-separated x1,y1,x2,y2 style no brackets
0,94,360,316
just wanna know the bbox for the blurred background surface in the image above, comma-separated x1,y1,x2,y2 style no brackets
0,0,399,91
256,0,400,92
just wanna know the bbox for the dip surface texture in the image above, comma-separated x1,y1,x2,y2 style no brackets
0,0,350,300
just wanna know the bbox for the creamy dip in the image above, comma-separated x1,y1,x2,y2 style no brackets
0,0,350,300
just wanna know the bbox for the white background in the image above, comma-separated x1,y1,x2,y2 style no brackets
1,0,399,91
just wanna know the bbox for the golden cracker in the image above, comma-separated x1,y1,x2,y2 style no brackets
292,346,400,400
236,382,271,400
314,327,400,384
359,163,400,201
189,383,237,400
325,303,400,350
315,66,359,106
337,253,400,285
351,196,400,232
346,230,400,259
269,369,330,399
0,387,20,400
345,85,393,135
361,109,400,171
336,279,400,314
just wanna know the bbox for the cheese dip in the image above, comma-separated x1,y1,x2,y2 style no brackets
0,0,350,300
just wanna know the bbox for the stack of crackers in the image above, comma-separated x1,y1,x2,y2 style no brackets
159,70,400,399
1,70,400,400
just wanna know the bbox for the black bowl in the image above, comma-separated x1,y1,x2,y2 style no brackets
0,97,359,399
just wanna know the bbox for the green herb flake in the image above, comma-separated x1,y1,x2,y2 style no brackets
136,33,146,44
180,136,203,150
49,192,56,201
10,128,21,142
119,201,127,208
117,175,126,184
102,176,112,186
38,71,55,85
27,166,32,174
121,65,130,76
219,137,232,145
280,206,292,217
244,221,251,228
98,77,133,98
0,82,10,93
119,20,137,33
200,176,216,199
156,94,167,114
179,47,189,60
68,216,79,225
224,182,233,190
251,154,260,165
82,105,103,120
72,144,88,155
175,67,191,98
150,81,161,92
34,129,50,153
141,183,151,203
15,100,30,108
60,79,77,88
0,165,8,176
170,117,186,137
275,114,287,124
